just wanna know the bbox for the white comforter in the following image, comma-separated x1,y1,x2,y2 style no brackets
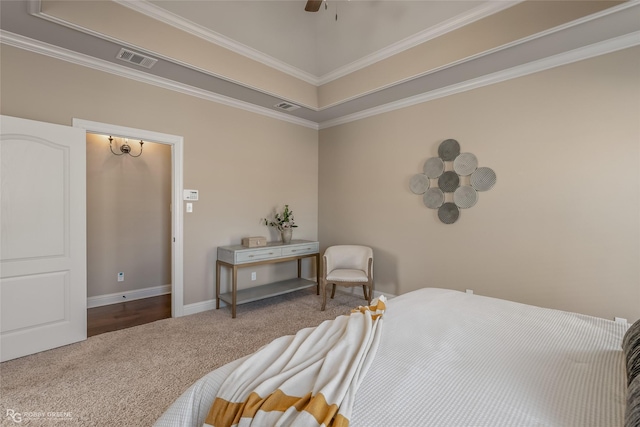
156,288,629,427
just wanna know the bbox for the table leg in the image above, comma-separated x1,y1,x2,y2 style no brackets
231,265,238,318
315,253,320,295
216,261,221,309
297,258,302,278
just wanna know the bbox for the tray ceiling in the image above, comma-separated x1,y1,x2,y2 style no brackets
1,0,639,128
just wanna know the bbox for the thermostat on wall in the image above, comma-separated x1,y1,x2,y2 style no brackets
183,189,199,201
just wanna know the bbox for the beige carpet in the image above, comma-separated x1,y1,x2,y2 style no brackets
0,288,366,426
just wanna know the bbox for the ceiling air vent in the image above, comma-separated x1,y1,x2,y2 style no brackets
274,101,301,112
116,48,158,69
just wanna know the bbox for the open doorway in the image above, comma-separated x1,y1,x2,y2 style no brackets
85,133,172,335
73,119,184,322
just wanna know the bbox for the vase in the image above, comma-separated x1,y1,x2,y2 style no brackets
281,228,293,244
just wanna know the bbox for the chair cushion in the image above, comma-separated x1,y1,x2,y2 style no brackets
326,268,369,282
324,245,373,273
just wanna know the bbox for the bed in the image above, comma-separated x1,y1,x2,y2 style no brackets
155,288,640,427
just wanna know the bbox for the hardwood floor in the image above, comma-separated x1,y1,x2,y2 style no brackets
87,294,171,337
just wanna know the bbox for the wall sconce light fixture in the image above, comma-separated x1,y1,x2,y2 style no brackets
108,135,144,157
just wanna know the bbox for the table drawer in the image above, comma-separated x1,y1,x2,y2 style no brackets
236,247,282,263
282,242,319,257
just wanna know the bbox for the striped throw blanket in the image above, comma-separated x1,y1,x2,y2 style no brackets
204,296,386,427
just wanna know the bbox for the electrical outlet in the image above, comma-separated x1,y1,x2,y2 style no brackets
251,272,256,281
466,289,473,294
117,272,124,282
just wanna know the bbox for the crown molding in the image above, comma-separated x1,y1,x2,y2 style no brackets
3,28,638,132
316,1,522,85
318,30,640,129
116,0,521,86
317,0,640,111
4,2,638,132
27,0,318,112
114,0,320,86
0,30,319,130
24,0,636,119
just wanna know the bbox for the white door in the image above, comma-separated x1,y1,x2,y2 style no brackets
1,115,87,362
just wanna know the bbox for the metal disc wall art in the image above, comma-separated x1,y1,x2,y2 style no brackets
409,138,496,224
438,171,459,193
438,139,460,161
423,187,444,209
470,167,497,191
409,174,430,194
438,203,460,224
454,185,478,209
453,153,478,176
423,157,444,178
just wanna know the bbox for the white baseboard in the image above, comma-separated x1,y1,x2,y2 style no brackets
87,284,171,308
334,287,396,299
374,290,396,299
181,288,396,317
183,298,218,316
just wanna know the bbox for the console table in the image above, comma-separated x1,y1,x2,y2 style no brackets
216,240,320,318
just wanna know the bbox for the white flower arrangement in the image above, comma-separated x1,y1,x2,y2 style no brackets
263,204,298,232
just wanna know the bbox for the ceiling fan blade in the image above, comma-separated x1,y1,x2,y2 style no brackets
305,0,323,12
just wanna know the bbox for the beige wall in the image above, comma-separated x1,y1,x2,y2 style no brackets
2,43,638,322
319,46,640,323
0,45,319,306
86,133,171,298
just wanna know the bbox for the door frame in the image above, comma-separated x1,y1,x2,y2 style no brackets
73,119,184,317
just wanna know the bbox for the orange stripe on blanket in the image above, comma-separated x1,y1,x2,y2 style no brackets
330,414,350,427
206,396,244,427
205,390,348,427
303,392,339,425
351,297,386,319
253,389,312,413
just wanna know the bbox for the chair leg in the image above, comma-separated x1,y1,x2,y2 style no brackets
331,284,336,299
320,280,326,311
362,285,368,301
